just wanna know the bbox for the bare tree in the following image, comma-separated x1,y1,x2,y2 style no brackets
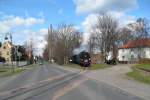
56,24,81,64
47,24,56,61
93,13,119,60
44,24,81,64
128,18,150,39
24,37,35,64
88,34,98,55
117,27,134,45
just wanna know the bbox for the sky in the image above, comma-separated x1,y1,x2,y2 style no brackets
0,0,150,55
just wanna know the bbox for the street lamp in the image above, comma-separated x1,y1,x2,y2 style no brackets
4,36,8,40
5,32,12,43
14,46,19,66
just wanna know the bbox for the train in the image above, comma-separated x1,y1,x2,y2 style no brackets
70,51,91,67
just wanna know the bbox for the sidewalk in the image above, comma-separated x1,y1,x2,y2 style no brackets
84,64,150,100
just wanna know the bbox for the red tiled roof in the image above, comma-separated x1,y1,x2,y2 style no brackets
119,38,150,49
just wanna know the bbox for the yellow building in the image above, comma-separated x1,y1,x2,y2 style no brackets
0,41,13,63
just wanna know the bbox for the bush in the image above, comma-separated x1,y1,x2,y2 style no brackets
138,58,150,64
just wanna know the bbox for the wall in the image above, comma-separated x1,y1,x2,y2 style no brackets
145,48,150,58
91,54,104,64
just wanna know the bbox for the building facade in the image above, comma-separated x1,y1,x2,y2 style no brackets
0,41,13,63
0,41,28,64
118,38,150,63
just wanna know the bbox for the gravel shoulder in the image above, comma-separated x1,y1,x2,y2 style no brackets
84,64,150,100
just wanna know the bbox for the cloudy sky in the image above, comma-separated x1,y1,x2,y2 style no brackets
0,0,149,55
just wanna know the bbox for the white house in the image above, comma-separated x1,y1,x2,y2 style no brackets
118,38,150,63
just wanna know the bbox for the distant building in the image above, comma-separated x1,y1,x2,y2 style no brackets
0,41,13,63
118,38,150,63
0,41,27,64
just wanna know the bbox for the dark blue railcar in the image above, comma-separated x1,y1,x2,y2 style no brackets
71,51,91,67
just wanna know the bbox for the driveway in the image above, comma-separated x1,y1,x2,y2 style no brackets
84,64,150,100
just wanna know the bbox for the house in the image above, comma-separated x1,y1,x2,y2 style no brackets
118,38,150,63
0,41,13,63
0,41,27,64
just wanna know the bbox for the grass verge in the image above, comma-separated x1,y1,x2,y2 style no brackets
0,68,26,77
127,70,150,84
0,64,37,77
134,64,150,70
127,64,150,84
64,63,109,70
90,64,109,70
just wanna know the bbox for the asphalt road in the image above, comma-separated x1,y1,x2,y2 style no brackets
0,64,143,100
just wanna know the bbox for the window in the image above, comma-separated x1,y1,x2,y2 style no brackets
131,55,134,59
3,46,6,49
122,56,125,59
7,52,9,55
143,51,146,58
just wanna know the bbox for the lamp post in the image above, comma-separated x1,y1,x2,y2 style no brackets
14,46,19,66
5,32,14,72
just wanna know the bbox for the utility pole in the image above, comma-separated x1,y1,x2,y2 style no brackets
14,46,19,66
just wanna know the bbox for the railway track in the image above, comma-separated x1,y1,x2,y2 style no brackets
0,70,88,100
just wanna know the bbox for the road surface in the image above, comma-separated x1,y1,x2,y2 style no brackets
0,64,143,100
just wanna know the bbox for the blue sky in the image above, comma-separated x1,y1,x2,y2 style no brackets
0,0,150,55
129,0,150,18
0,0,85,28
